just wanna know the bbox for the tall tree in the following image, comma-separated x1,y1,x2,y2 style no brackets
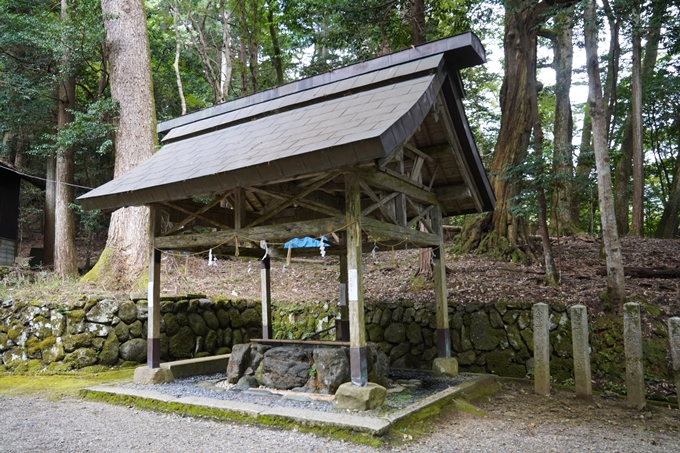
83,0,157,287
54,0,78,277
630,3,644,236
462,0,574,262
613,0,665,235
584,0,626,306
548,6,575,234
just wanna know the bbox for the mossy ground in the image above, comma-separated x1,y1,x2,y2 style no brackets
0,367,134,399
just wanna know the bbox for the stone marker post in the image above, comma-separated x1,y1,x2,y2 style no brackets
570,305,592,400
533,303,550,396
669,317,680,403
623,302,645,410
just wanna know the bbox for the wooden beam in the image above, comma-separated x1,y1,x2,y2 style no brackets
345,173,368,386
361,191,399,218
261,257,272,339
407,204,435,230
160,201,232,232
404,142,436,163
155,217,347,250
163,193,230,236
360,181,397,224
360,169,439,206
246,173,337,228
360,216,440,247
431,205,451,358
147,206,162,368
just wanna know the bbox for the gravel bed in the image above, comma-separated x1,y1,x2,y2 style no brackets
2,389,678,452
122,370,471,416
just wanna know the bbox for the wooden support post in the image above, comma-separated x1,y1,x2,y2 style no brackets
337,251,350,341
431,206,450,358
260,257,272,339
234,187,245,230
147,205,161,368
345,172,368,386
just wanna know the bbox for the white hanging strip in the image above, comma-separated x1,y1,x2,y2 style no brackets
260,240,269,260
319,236,326,258
371,240,377,259
247,261,252,273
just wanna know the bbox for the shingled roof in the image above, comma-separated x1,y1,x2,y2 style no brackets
78,32,494,214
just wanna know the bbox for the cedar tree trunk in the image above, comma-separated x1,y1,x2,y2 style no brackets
83,0,156,287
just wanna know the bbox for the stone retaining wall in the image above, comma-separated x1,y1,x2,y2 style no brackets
0,296,670,387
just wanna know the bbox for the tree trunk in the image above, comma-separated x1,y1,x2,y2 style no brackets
171,0,187,115
44,152,56,266
572,100,593,225
552,7,575,234
247,0,259,93
54,0,77,278
83,0,156,287
601,0,620,142
655,114,680,238
266,0,283,86
630,4,644,236
220,0,233,100
584,0,626,306
409,0,425,45
612,0,665,235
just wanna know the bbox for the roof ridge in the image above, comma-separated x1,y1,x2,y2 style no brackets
157,32,484,135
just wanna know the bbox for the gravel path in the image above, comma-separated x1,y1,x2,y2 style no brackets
1,383,679,452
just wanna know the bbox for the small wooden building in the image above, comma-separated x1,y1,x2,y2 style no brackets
0,160,44,266
79,32,495,385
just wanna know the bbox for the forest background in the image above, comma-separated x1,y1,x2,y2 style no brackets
1,0,680,294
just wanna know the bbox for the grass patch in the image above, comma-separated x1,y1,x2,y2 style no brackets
0,367,135,399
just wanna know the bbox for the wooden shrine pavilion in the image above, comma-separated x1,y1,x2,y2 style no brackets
78,32,495,386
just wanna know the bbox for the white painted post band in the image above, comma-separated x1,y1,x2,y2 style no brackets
623,302,645,410
533,303,550,396
668,317,680,404
570,305,592,400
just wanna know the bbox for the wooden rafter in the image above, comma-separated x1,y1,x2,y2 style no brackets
435,93,484,212
246,172,338,228
407,204,435,231
161,200,232,233
359,181,397,224
361,169,438,206
360,216,440,247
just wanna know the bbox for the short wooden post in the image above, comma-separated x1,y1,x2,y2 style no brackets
431,207,450,358
260,257,272,339
570,305,592,400
624,302,646,410
337,252,350,342
533,303,550,396
668,317,680,403
345,172,368,386
147,205,161,368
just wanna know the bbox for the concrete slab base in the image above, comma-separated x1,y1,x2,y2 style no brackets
134,366,174,384
432,357,458,377
160,354,230,379
82,374,497,436
333,382,387,411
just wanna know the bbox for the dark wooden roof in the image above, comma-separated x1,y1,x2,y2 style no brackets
78,32,494,215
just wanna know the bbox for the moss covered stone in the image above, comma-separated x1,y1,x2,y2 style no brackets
114,322,130,343
366,324,384,342
550,357,574,382
118,301,137,324
520,328,534,352
216,309,230,328
406,322,423,344
203,330,218,353
384,324,406,344
550,330,572,358
128,320,143,338
99,332,120,366
495,301,508,315
380,308,392,327
517,311,531,330
169,326,196,359
489,310,504,329
456,350,476,366
240,308,261,328
120,338,147,363
62,333,93,353
136,300,148,321
389,341,411,363
502,310,519,324
469,311,498,351
64,348,98,368
65,310,86,335
161,313,178,337
486,350,526,378
188,313,208,336
160,300,175,314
